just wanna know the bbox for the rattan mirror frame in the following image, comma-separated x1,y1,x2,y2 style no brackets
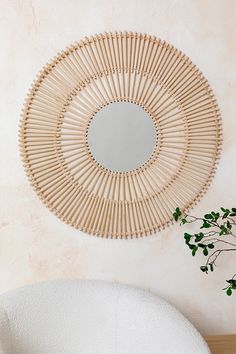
19,31,222,238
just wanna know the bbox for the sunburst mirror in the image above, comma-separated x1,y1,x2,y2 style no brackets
19,31,222,238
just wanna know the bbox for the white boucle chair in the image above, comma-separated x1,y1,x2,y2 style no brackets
0,280,210,354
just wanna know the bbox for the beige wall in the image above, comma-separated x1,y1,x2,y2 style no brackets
0,0,236,335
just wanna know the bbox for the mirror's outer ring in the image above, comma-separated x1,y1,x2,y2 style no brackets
19,31,222,238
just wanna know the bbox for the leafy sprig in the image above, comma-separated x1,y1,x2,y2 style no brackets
223,275,236,296
173,207,236,296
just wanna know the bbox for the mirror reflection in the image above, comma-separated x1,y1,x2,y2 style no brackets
88,102,157,172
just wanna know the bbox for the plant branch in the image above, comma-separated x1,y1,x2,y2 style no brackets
206,248,236,266
201,238,236,247
173,206,236,295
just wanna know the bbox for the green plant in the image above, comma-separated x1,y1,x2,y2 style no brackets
173,207,236,296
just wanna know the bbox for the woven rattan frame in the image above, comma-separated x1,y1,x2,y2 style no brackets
19,31,222,238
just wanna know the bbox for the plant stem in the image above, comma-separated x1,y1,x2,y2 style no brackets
206,248,236,266
202,238,236,247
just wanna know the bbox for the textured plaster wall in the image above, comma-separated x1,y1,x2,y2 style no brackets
0,0,236,335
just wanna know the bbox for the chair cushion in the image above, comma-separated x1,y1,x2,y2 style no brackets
0,306,12,354
0,280,210,354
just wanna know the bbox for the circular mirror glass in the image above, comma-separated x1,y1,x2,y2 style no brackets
88,102,157,172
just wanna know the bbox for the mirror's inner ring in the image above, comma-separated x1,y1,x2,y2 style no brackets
85,100,159,175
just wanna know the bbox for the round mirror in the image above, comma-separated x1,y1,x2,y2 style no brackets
20,32,222,237
87,102,157,172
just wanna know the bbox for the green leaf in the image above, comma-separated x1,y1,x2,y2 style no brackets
195,233,204,242
184,233,192,243
200,266,208,273
200,220,211,229
209,263,214,272
220,225,228,235
213,212,220,221
203,247,208,256
173,207,182,221
226,287,232,296
192,246,198,256
222,210,230,219
198,243,205,248
204,214,213,219
208,243,215,249
227,220,232,230
173,213,178,222
181,218,188,225
184,233,192,237
226,279,236,287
